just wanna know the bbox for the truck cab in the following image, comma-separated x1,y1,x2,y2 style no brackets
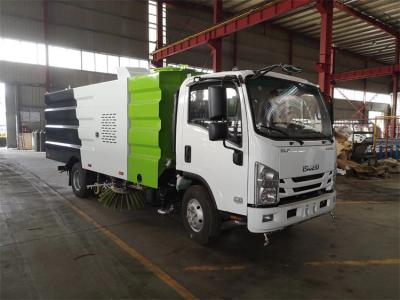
176,70,336,243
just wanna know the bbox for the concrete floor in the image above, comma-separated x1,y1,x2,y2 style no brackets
1,149,399,299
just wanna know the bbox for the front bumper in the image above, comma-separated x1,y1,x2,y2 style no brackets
247,191,336,233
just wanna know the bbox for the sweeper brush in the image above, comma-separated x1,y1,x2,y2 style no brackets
98,186,144,210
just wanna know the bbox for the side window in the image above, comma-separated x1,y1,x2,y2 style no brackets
189,84,210,129
188,83,242,146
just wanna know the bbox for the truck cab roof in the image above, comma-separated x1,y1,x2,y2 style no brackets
196,70,318,87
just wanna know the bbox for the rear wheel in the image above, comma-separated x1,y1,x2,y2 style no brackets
182,185,220,245
71,162,90,198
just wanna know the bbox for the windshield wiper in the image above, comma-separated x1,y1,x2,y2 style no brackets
257,125,304,145
302,130,334,143
319,133,334,143
250,63,303,80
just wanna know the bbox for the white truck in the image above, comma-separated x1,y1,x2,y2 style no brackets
45,65,336,244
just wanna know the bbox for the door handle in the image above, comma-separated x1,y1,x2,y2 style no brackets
232,149,243,166
184,145,191,163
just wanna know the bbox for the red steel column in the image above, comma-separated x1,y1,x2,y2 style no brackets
392,39,399,117
392,38,399,137
209,0,222,72
362,58,368,121
316,0,334,119
153,0,163,68
233,32,238,68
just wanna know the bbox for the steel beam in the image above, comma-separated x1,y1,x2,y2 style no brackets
333,0,398,38
152,0,313,62
316,0,334,117
332,64,400,81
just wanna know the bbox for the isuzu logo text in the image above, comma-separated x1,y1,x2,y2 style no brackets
303,164,319,172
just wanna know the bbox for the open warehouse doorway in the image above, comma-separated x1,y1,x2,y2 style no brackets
0,83,6,147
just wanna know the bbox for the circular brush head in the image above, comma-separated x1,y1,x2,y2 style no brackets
98,186,145,210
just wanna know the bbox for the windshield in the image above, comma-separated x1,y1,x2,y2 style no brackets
246,76,332,140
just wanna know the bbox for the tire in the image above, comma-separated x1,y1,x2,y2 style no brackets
182,185,220,245
71,162,90,198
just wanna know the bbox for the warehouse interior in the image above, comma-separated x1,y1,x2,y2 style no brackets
0,0,399,299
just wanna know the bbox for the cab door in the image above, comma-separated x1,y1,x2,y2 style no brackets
178,79,249,216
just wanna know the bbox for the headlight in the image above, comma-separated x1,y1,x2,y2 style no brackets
332,169,336,190
326,169,336,191
255,162,279,206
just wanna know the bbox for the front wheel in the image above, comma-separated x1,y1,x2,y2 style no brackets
182,185,220,245
71,162,90,198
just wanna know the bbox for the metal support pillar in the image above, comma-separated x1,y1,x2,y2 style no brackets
208,40,222,72
393,73,398,116
391,39,399,137
43,0,50,92
316,0,334,120
232,33,238,69
213,0,222,24
330,46,336,119
392,39,399,117
209,0,222,72
153,0,164,68
362,58,368,121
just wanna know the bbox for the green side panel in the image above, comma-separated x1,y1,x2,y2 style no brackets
127,67,197,188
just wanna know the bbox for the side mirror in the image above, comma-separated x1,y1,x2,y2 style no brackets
208,86,228,141
208,86,227,120
282,64,302,74
208,123,228,141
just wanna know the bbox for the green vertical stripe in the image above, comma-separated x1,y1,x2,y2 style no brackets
127,68,198,188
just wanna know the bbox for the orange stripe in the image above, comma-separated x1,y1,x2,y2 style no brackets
336,200,384,205
17,162,197,300
185,265,247,272
305,258,400,267
69,204,197,300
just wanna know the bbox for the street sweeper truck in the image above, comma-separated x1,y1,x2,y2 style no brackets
45,65,336,244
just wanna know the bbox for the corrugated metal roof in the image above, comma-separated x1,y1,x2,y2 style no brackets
273,0,399,64
202,0,399,65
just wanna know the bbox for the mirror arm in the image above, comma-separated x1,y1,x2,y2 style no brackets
222,140,236,152
223,140,243,166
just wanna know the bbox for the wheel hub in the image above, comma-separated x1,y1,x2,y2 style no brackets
73,169,81,190
187,198,204,232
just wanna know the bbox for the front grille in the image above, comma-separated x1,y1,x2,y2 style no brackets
279,189,330,206
292,173,324,182
293,183,321,193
